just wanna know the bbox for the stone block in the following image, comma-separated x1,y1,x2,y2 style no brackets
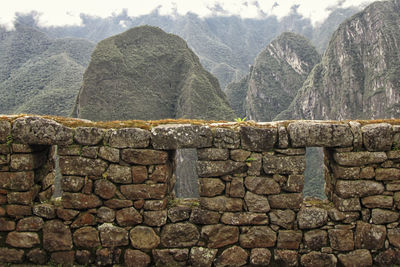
335,180,384,198
230,149,251,161
332,194,361,211
43,220,73,252
240,226,276,248
10,153,47,171
376,168,400,180
74,127,104,145
73,226,100,248
161,223,199,248
6,204,32,217
144,210,167,226
98,146,120,163
201,224,239,248
298,207,328,229
229,177,245,197
96,206,115,223
200,196,242,212
278,126,289,148
300,251,337,267
283,174,304,192
6,231,40,248
149,164,171,183
268,193,303,210
121,184,167,200
0,120,11,143
94,179,116,199
33,203,55,219
240,126,277,151
105,164,132,184
269,209,296,229
0,248,24,263
189,247,217,267
199,178,225,197
7,186,39,205
108,128,150,148
332,164,360,179
263,154,305,174
151,124,212,149
50,251,75,265
16,216,43,231
371,208,399,224
387,228,400,248
121,149,168,165
274,249,298,266
59,156,108,176
304,229,328,250
197,160,247,177
71,213,95,228
0,171,34,191
104,199,133,209
277,230,302,249
337,250,372,267
245,176,280,195
245,191,270,212
213,128,240,149
362,123,393,151
12,116,73,145
27,248,47,264
190,208,221,224
98,223,129,247
152,249,189,266
328,229,354,251
355,221,386,250
168,206,191,223
221,212,269,225
62,193,102,209
214,246,248,267
81,146,98,158
61,176,84,192
132,165,148,183
197,148,229,161
333,151,387,166
116,207,142,226
361,195,393,208
374,248,400,265
129,226,160,249
288,121,353,147
124,249,151,267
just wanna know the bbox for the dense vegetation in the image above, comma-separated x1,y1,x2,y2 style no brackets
0,24,95,116
73,26,235,121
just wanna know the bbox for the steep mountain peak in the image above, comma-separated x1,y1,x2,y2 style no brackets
276,0,400,121
226,31,320,121
73,25,235,121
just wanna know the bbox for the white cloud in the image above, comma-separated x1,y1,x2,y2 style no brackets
0,0,375,29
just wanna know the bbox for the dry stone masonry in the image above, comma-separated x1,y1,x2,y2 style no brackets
0,116,400,266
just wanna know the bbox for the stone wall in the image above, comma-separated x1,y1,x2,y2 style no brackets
0,116,400,266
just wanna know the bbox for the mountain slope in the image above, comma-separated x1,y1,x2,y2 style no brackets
226,32,320,121
73,25,235,121
276,0,400,121
0,25,95,116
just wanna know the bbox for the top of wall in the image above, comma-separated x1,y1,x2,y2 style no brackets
0,115,399,151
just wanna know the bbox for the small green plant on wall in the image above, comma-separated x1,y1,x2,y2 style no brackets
234,117,247,122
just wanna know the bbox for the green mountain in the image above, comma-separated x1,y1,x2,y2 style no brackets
0,24,95,116
73,25,235,121
276,0,400,121
226,32,320,121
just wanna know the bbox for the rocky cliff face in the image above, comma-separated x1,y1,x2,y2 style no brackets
73,25,235,121
226,32,320,121
276,0,400,121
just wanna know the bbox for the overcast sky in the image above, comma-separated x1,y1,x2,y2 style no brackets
1,0,374,29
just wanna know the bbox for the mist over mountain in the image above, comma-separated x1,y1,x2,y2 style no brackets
73,25,235,121
0,24,95,116
20,8,358,90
